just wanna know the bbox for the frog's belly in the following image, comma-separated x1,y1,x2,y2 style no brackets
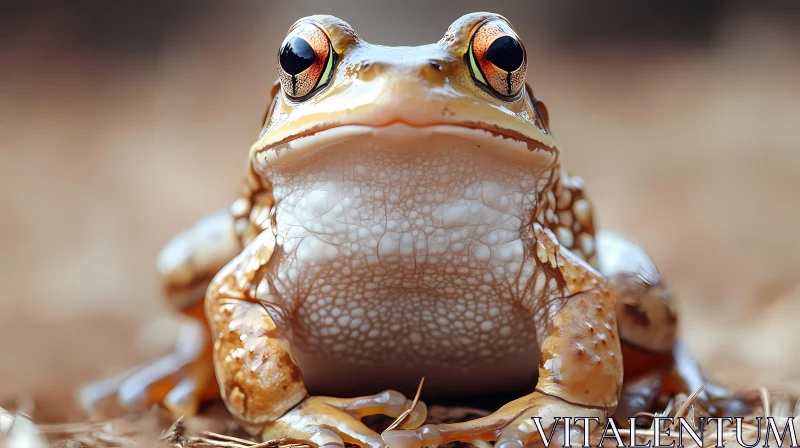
276,245,542,397
290,285,541,397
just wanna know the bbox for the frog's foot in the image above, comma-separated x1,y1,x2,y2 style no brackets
258,391,428,448
79,319,217,417
383,393,606,448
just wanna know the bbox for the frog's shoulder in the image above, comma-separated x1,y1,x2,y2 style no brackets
536,169,597,265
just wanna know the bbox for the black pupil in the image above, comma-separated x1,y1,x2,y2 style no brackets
485,35,523,72
280,36,316,75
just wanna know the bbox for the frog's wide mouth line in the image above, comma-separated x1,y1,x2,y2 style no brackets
255,119,554,152
255,122,557,171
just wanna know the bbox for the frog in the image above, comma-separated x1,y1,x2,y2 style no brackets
81,12,697,448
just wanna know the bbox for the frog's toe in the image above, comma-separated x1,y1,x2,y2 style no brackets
269,417,382,448
383,393,606,448
382,425,442,448
162,375,213,416
309,427,351,448
382,412,499,448
382,416,576,448
79,321,216,417
322,389,428,429
263,391,426,448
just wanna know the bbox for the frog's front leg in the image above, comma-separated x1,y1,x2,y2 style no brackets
207,230,427,448
383,224,622,448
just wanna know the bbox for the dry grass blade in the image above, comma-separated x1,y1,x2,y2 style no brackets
190,432,312,448
190,437,255,447
759,387,771,417
35,420,116,435
159,416,186,446
247,438,313,448
195,431,257,445
669,385,703,430
384,377,425,432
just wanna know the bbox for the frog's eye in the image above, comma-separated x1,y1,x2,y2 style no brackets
277,21,336,100
467,19,527,99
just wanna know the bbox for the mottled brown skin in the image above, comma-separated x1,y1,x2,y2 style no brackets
81,12,689,448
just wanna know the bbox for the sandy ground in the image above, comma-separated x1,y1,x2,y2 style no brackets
1,2,799,423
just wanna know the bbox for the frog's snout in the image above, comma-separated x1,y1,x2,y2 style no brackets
354,58,447,86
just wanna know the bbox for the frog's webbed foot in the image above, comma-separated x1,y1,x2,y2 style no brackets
79,319,217,417
262,391,427,448
383,393,606,448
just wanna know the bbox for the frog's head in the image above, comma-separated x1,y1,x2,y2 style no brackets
252,12,558,183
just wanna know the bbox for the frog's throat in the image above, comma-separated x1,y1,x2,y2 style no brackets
253,123,557,174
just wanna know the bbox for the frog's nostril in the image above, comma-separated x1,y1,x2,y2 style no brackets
420,60,446,84
354,60,384,81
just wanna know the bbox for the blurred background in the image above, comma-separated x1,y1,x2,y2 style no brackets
2,0,800,423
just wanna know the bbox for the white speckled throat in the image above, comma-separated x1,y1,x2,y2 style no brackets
255,124,557,260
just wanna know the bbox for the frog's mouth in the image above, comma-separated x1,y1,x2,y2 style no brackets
253,122,557,174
